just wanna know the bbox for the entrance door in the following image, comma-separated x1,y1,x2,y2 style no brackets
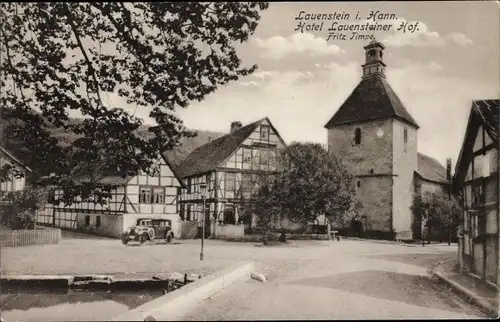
223,206,236,225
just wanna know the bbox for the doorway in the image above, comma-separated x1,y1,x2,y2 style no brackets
351,220,364,237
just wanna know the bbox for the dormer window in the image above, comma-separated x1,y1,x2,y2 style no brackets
354,128,362,145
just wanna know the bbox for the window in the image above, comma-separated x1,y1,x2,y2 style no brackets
187,205,191,221
241,173,253,197
85,215,90,227
139,187,152,203
471,182,485,206
187,178,192,194
242,148,252,163
48,190,55,203
368,49,376,57
357,180,361,188
96,216,101,228
354,128,361,145
404,128,408,152
259,149,270,165
179,204,185,220
225,173,236,192
260,125,270,140
152,187,165,204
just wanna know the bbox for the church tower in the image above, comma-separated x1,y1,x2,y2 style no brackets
324,39,419,240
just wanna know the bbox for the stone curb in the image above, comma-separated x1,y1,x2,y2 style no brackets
0,274,196,291
431,263,499,317
109,260,256,321
0,275,75,289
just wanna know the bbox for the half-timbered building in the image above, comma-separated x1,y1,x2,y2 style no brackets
37,154,185,238
0,146,32,192
176,117,286,237
454,99,499,287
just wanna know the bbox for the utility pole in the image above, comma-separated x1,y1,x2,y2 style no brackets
446,158,452,246
200,183,207,261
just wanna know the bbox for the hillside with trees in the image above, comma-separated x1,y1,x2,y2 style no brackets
0,113,224,170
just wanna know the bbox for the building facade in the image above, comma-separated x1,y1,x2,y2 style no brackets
177,117,286,237
325,40,447,240
0,146,32,192
454,99,499,286
37,154,185,238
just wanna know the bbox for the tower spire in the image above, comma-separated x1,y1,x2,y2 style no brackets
362,39,386,79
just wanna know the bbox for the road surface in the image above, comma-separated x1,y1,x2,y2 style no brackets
184,240,487,320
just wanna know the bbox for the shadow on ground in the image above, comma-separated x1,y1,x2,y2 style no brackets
61,230,115,240
290,269,478,315
360,252,454,269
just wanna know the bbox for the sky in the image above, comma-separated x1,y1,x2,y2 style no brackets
115,1,500,168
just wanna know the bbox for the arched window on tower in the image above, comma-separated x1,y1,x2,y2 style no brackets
354,128,362,145
404,128,408,152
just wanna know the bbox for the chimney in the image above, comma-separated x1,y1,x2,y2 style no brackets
230,121,242,133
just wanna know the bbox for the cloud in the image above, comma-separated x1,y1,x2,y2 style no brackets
178,58,497,169
254,33,344,60
252,71,275,81
382,18,473,47
238,81,260,87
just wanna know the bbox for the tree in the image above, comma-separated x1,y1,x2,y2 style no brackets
411,191,462,244
0,2,269,203
246,142,359,240
0,188,46,229
280,142,358,229
239,170,282,244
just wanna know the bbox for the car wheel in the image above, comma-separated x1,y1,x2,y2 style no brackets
165,233,173,244
121,236,128,245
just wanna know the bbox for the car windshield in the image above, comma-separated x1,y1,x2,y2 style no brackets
138,220,151,226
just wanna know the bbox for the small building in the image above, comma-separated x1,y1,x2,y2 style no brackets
0,146,32,192
453,99,499,287
37,154,185,238
412,153,449,239
176,117,286,237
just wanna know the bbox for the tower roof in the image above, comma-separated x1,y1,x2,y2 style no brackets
324,75,420,129
364,38,385,49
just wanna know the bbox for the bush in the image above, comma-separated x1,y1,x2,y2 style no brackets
0,188,46,230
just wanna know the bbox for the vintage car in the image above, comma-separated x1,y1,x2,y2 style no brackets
121,218,174,245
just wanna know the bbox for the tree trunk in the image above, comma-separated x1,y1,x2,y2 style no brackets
327,221,332,241
262,226,269,245
278,228,287,242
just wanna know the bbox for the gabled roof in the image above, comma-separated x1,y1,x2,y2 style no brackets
473,99,499,143
72,153,185,188
160,153,186,188
416,152,447,184
453,99,499,187
0,146,32,172
176,117,285,178
324,75,419,129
